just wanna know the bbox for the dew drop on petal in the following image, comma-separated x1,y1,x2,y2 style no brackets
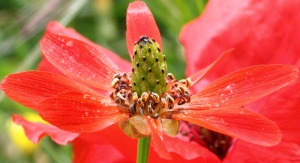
66,41,73,47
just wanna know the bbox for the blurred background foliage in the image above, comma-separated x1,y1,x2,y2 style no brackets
0,0,207,162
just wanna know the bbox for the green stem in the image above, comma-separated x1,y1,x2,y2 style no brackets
137,136,151,163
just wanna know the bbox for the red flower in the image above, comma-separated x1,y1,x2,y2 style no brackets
1,1,299,162
180,0,300,162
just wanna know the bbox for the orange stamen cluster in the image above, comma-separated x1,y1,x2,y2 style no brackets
109,72,191,118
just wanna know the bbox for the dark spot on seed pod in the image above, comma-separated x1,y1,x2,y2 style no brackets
152,39,156,42
148,68,152,72
140,36,148,40
139,45,143,49
157,48,161,52
136,62,139,67
133,82,136,86
162,68,165,73
156,57,158,62
148,48,151,53
143,56,146,61
163,55,166,61
132,68,134,72
156,80,159,84
142,76,145,80
134,50,137,55
139,36,149,44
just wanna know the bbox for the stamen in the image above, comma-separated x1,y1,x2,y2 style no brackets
166,73,191,105
110,72,191,117
152,113,159,119
130,104,136,114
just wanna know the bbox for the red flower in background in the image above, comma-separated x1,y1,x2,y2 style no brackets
180,0,300,162
1,1,299,163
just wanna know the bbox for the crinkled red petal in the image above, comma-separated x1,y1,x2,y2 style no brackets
13,114,78,145
40,33,120,91
77,124,138,162
187,48,234,87
173,108,281,146
0,71,98,110
144,116,171,160
38,91,129,132
39,21,131,72
163,135,221,162
73,137,131,163
188,65,298,109
126,1,162,59
77,124,221,162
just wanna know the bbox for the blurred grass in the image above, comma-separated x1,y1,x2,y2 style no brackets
0,0,207,162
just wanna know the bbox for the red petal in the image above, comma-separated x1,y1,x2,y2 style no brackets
40,33,120,91
173,108,281,146
38,56,64,75
180,0,300,92
0,71,98,109
40,21,131,72
126,1,162,59
73,138,130,163
77,124,220,163
38,92,129,132
145,116,172,160
13,114,78,145
163,136,221,162
78,124,138,162
223,80,300,162
187,48,234,87
188,65,298,109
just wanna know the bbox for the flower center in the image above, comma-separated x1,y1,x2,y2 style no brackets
109,36,191,118
109,72,191,118
179,121,233,160
109,36,232,156
109,36,193,138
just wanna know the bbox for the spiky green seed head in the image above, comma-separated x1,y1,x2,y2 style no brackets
131,36,167,96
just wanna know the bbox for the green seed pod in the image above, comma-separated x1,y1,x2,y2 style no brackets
131,36,167,95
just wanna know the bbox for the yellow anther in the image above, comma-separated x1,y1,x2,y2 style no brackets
167,73,175,80
151,92,160,103
141,92,149,101
111,78,119,88
131,92,138,101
